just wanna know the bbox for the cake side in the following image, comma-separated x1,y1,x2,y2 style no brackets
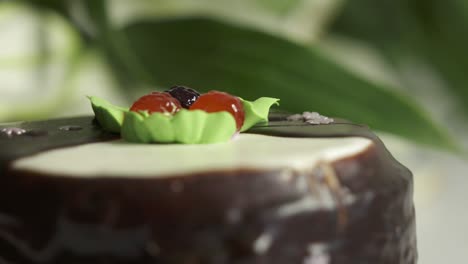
0,115,416,264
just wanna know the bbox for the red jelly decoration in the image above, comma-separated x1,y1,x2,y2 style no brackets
190,91,245,130
130,92,182,114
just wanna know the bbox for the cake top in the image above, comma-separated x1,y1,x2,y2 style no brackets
0,112,387,179
11,134,372,178
0,86,397,179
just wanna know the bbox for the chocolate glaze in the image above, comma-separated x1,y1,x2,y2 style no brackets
0,114,417,264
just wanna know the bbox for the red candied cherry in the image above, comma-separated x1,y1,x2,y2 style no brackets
190,91,245,130
130,92,182,114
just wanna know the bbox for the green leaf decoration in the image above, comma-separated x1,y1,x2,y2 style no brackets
121,111,149,143
89,96,128,133
90,95,277,143
173,109,236,144
144,112,175,143
121,109,236,144
240,97,280,132
105,18,456,151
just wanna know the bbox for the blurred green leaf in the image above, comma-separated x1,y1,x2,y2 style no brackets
19,0,67,14
102,17,456,151
331,0,468,115
254,0,303,15
0,2,81,122
106,0,341,43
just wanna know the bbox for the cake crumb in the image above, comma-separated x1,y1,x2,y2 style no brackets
286,113,304,121
1,127,26,137
287,112,334,125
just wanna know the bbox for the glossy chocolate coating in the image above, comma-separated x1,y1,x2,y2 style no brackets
0,114,417,264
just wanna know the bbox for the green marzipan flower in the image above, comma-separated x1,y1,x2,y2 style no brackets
89,95,279,144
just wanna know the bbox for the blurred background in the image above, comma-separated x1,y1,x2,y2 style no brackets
0,0,467,262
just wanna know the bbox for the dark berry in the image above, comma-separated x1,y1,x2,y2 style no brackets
165,85,200,108
130,92,182,114
190,91,245,131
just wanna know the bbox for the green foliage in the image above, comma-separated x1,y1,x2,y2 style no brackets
332,0,468,115
254,0,302,15
0,1,81,121
6,0,465,152
102,18,455,150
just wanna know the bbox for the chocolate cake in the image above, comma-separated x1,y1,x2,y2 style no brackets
0,113,417,264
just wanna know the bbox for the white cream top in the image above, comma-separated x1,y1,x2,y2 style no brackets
13,134,373,178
